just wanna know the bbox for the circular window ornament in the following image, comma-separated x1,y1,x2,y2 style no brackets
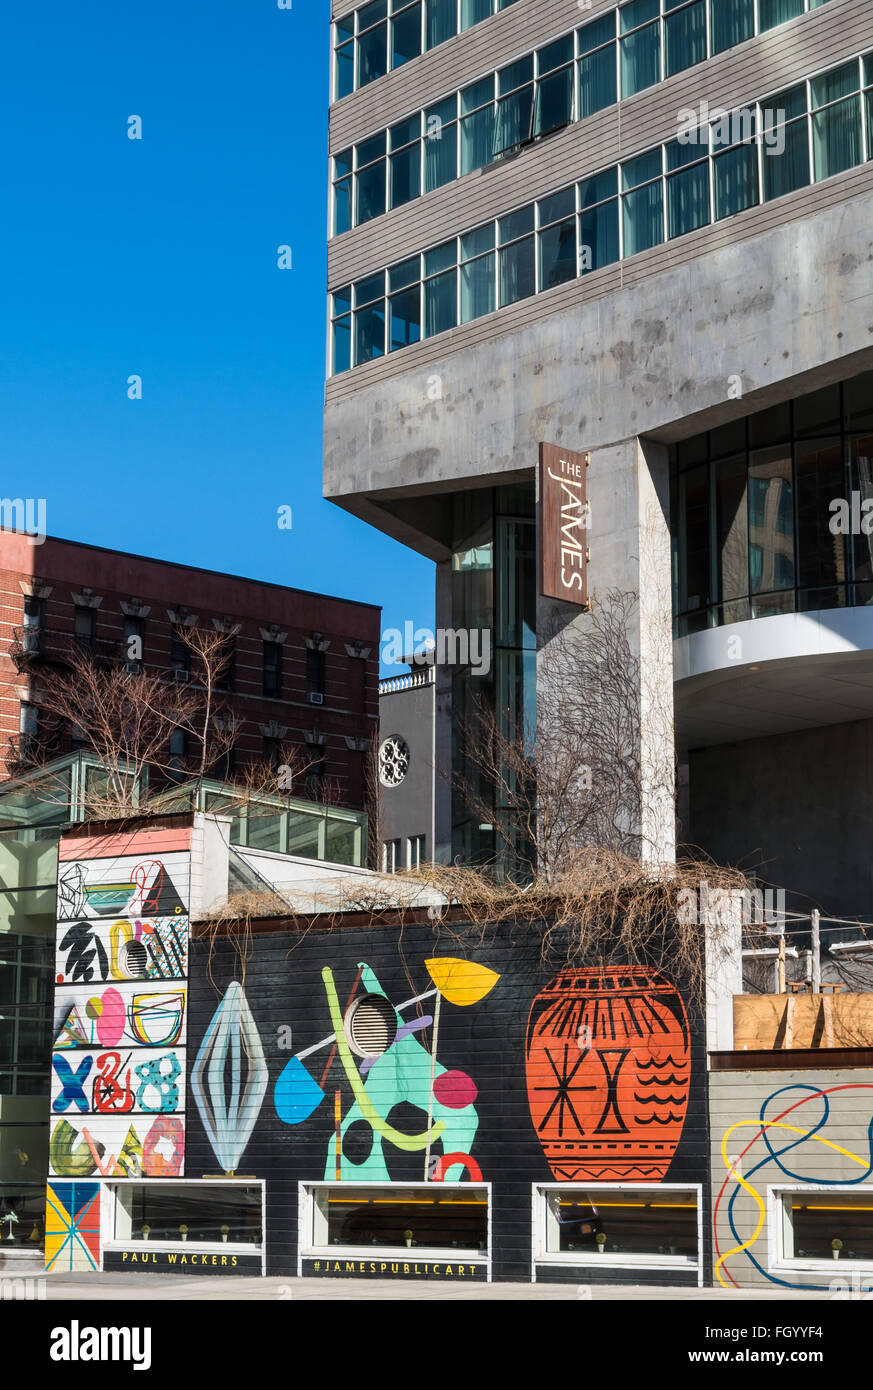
379,735,409,787
344,994,398,1059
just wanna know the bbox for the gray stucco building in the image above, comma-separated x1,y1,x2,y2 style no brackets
324,0,873,917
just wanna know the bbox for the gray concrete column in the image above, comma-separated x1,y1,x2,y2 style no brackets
536,435,676,867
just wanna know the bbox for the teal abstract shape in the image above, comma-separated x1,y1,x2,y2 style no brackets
275,1055,325,1124
324,963,479,1181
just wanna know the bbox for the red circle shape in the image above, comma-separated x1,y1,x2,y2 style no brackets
433,1069,478,1109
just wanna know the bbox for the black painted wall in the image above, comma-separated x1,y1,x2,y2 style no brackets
186,919,709,1284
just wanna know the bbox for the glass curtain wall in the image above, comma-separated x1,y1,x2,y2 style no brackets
0,823,59,1251
672,371,873,634
451,484,536,875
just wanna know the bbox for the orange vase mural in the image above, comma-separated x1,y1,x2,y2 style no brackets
525,967,691,1182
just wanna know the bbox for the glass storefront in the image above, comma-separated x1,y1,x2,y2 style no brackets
672,371,873,634
450,483,536,873
0,827,58,1250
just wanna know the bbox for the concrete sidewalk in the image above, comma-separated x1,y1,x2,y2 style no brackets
19,1273,834,1300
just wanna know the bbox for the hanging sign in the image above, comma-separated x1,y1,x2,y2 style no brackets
538,443,589,607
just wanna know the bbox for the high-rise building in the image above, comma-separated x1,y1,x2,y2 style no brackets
325,0,873,914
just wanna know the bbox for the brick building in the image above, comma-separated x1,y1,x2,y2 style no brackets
0,530,380,813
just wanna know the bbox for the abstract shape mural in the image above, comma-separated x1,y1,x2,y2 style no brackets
273,956,500,1184
714,1081,873,1290
53,985,186,1051
191,981,268,1173
45,1182,101,1272
47,849,190,1209
525,966,690,1182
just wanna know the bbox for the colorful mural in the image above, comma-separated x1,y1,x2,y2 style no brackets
46,841,191,1265
713,1074,873,1290
191,982,268,1174
271,957,499,1182
45,1181,101,1272
525,967,691,1181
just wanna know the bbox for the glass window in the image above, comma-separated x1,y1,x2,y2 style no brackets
533,65,574,138
112,1184,263,1246
390,142,421,207
355,159,386,224
542,1187,699,1260
460,103,495,175
538,216,577,291
578,12,617,54
389,254,421,290
715,453,749,618
424,239,457,276
679,464,710,615
622,176,663,256
749,447,795,592
424,267,458,336
424,98,457,189
578,40,617,119
357,18,388,86
461,75,494,113
499,234,535,306
795,438,845,594
667,158,710,239
334,40,355,100
391,1,422,67
262,641,282,697
762,112,810,202
710,0,754,55
620,15,660,97
332,314,351,374
493,83,534,156
389,285,422,348
782,1189,873,1262
538,187,575,225
426,0,457,49
714,143,759,219
333,174,352,235
460,252,496,322
579,198,620,272
811,65,862,181
664,0,706,78
309,1185,489,1253
580,166,618,207
389,113,421,149
759,0,803,31
460,224,495,260
354,301,386,364
461,0,491,27
498,205,534,244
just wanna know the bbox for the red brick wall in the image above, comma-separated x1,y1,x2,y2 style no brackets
0,532,380,809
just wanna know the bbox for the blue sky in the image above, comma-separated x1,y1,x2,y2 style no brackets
0,1,434,673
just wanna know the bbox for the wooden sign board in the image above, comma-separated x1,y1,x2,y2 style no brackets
538,443,589,606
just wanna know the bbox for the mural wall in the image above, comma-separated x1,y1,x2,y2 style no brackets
45,832,191,1273
710,1066,873,1290
186,922,708,1283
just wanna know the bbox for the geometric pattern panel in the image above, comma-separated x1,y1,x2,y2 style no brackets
45,1181,101,1272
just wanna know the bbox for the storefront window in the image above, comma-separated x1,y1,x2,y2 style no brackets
781,1189,873,1262
308,1185,489,1254
111,1183,263,1246
540,1186,699,1262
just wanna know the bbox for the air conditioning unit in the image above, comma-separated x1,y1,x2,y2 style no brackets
172,668,189,682
308,691,324,705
